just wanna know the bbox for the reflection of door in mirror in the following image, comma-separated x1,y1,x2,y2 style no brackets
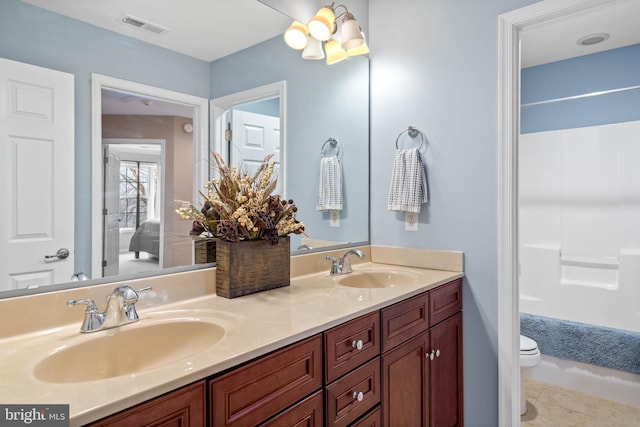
228,98,282,195
0,58,74,291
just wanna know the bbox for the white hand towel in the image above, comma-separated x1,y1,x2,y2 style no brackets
387,148,428,213
316,156,343,211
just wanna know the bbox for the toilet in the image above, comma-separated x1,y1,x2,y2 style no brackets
520,335,541,415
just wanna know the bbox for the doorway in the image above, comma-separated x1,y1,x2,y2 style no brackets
91,74,209,280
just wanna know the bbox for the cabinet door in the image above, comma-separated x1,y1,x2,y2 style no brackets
86,380,205,427
381,331,429,427
210,335,322,427
429,312,463,427
259,391,323,427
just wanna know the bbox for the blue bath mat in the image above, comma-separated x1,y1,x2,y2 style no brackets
520,313,640,375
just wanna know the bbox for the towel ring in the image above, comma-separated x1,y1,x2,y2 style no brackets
395,126,425,150
321,138,341,158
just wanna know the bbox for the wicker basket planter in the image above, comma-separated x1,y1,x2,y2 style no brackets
215,236,290,299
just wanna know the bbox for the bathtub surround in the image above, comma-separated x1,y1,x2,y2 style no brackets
519,119,640,334
521,313,640,375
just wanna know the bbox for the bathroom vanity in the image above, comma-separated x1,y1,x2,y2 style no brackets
86,279,462,427
0,246,463,427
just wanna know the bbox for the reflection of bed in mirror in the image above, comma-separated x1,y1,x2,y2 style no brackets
129,218,160,258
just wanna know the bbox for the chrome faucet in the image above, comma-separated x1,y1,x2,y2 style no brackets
326,249,365,275
67,285,152,333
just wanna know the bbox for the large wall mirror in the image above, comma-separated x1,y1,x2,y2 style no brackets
0,0,369,298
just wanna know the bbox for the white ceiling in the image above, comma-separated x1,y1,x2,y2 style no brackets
521,0,640,68
21,0,293,62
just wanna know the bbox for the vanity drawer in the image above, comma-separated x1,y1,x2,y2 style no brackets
352,406,381,427
259,390,323,427
325,357,381,427
325,311,380,383
210,334,322,427
381,292,429,353
429,278,462,326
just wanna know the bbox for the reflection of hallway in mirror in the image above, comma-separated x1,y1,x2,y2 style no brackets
118,252,160,276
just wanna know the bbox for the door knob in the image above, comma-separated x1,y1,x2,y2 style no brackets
45,248,70,260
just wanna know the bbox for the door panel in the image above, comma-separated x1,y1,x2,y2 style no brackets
0,58,74,291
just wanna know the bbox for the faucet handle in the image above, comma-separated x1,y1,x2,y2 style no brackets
326,256,341,275
112,285,152,303
67,298,98,312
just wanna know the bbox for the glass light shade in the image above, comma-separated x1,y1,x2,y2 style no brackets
325,39,347,65
284,21,308,50
340,16,364,50
302,36,325,60
308,7,335,41
347,32,369,57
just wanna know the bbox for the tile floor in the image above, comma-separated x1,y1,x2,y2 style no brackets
521,378,640,426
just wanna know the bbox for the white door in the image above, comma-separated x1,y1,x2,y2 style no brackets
0,58,74,291
230,110,282,193
103,146,120,277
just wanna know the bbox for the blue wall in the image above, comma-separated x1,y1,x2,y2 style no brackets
0,0,210,276
522,43,640,133
369,0,536,424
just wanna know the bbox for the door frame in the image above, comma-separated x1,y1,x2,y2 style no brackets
210,81,286,195
497,0,615,425
91,74,208,279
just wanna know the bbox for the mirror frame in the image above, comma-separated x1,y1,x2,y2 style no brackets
91,73,209,279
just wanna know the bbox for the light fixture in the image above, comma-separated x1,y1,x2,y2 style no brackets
325,39,347,65
347,32,369,57
284,21,308,50
283,3,368,65
302,36,325,60
308,6,335,41
339,12,364,50
577,33,610,46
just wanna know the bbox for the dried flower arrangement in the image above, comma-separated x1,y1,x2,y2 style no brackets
176,153,305,244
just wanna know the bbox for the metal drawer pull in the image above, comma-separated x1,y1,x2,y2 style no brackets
352,391,364,402
351,339,363,350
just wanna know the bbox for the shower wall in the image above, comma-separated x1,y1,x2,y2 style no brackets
519,119,640,333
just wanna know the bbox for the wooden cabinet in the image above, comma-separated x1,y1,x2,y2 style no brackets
88,278,462,427
259,391,324,427
85,380,206,427
381,279,463,427
210,334,322,427
430,312,463,427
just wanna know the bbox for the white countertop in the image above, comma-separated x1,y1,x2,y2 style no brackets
0,259,463,426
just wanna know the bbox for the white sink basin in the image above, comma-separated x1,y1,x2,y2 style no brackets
338,269,422,288
34,319,225,383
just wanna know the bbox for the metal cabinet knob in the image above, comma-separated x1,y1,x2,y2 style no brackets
427,350,435,360
352,391,364,402
351,339,364,350
436,349,441,358
45,248,70,260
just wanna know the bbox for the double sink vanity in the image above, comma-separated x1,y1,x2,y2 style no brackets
0,245,464,426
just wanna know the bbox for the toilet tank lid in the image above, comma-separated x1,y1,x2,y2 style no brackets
520,335,538,351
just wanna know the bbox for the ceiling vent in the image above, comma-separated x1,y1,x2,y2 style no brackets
120,14,169,35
